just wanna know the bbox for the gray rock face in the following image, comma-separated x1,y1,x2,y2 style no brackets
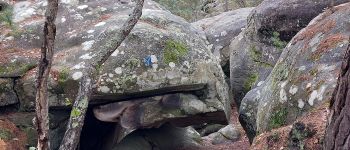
192,7,254,68
240,2,350,142
0,0,230,147
203,124,240,145
229,0,350,106
0,79,17,106
110,125,202,150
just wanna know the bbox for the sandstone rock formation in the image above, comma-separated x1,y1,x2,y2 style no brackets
239,2,350,142
229,0,349,107
0,0,230,149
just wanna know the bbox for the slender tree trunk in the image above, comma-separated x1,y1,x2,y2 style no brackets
35,0,58,150
324,36,350,149
58,0,145,149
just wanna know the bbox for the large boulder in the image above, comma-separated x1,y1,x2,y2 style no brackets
240,2,350,142
192,7,254,72
229,0,349,106
0,0,230,148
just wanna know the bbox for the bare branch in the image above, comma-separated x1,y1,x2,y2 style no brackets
35,0,58,149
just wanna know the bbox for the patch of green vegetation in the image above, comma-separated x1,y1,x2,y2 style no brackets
19,126,37,146
0,5,13,28
64,98,72,106
271,32,288,50
58,67,69,85
125,58,140,70
271,63,289,83
0,5,22,37
163,39,188,64
269,107,288,129
0,63,36,76
119,75,137,89
249,45,273,68
309,68,318,76
71,108,81,118
243,73,258,92
0,128,12,140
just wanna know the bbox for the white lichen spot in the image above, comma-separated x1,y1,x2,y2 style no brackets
72,72,83,80
150,55,158,63
71,62,85,70
317,85,327,101
298,66,306,71
308,90,318,106
220,31,227,36
257,81,265,87
95,22,106,27
120,51,125,55
111,50,119,57
108,73,114,78
298,99,305,108
114,67,123,74
82,40,95,51
280,81,288,88
99,86,110,93
279,89,287,103
73,14,84,20
169,62,176,68
77,5,88,9
289,85,298,95
87,30,95,34
306,83,312,89
61,17,66,23
183,61,190,68
79,53,93,59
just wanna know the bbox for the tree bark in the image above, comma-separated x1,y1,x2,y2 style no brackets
35,0,58,150
324,36,350,150
58,0,144,149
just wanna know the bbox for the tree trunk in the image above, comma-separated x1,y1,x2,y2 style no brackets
35,0,58,150
324,36,350,149
58,0,145,149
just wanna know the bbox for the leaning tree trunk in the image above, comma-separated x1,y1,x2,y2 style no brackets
35,0,58,150
58,0,144,149
324,36,350,149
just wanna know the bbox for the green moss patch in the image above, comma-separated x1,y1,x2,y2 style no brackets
243,73,258,92
0,62,36,77
163,39,188,64
0,128,12,140
249,45,273,68
0,5,13,28
269,107,288,129
271,31,287,50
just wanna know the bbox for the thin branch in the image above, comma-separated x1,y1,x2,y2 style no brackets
35,0,58,150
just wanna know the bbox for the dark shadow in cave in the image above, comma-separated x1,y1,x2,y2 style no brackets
79,107,117,150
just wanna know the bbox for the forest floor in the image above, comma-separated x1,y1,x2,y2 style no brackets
0,118,27,150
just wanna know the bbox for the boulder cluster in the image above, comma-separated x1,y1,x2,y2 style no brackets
0,0,349,149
